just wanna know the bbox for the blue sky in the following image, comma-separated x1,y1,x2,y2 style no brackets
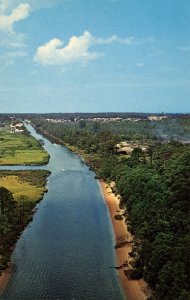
0,0,189,113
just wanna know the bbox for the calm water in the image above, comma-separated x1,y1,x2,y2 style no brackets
1,125,124,300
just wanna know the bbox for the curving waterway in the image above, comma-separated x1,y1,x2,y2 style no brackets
1,124,124,300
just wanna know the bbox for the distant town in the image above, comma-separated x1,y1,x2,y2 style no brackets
45,114,168,124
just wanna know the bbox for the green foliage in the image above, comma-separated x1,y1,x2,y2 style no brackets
0,187,15,219
113,144,190,299
78,119,86,128
33,119,119,161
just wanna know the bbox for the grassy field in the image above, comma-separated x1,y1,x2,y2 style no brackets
0,130,49,165
0,175,45,202
0,170,50,202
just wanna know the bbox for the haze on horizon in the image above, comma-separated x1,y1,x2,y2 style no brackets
0,0,189,114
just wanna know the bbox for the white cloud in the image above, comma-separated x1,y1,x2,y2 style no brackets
34,31,138,66
0,48,28,72
0,3,30,32
91,35,135,45
0,0,10,14
0,30,27,49
6,50,27,57
0,0,63,13
0,2,30,70
34,31,104,65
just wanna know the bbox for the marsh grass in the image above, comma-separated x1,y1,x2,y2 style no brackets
0,170,50,202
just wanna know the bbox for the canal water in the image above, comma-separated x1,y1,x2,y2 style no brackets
1,125,124,300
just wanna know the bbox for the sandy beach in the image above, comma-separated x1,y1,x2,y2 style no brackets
100,180,149,300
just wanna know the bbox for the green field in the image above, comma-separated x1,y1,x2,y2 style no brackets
0,130,49,165
0,170,50,202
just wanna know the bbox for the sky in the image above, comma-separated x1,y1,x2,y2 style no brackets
0,0,190,113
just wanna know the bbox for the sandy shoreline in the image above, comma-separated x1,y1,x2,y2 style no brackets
100,180,148,300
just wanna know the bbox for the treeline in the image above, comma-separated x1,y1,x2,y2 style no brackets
32,116,190,144
1,113,152,121
1,113,190,123
0,186,29,271
31,118,190,299
101,118,190,142
32,119,119,169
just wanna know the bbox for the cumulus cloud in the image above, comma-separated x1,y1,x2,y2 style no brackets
34,31,137,66
0,3,30,32
34,31,103,65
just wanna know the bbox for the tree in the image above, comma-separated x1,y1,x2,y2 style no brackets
131,147,144,162
0,186,16,221
78,120,86,129
91,121,100,133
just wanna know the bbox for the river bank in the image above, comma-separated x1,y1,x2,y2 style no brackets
100,180,149,300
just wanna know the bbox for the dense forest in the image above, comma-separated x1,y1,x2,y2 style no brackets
31,117,190,300
113,143,190,299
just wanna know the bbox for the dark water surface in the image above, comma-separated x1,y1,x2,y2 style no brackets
1,125,124,300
